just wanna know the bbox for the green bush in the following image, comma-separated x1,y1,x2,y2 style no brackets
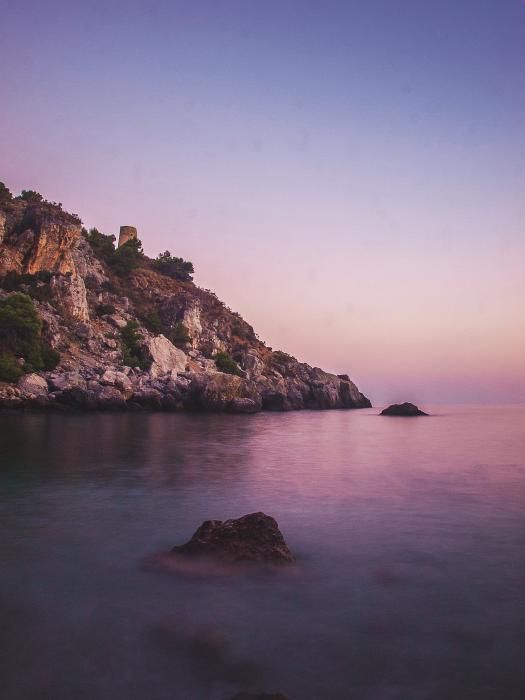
19,190,44,203
170,322,190,348
96,303,116,317
111,238,143,276
214,351,243,376
153,251,194,281
120,320,149,370
0,271,53,302
272,350,296,364
40,345,60,371
0,352,23,382
83,227,116,264
0,293,60,379
142,310,162,335
0,182,12,203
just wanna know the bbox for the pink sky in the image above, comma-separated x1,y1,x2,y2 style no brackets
1,1,524,404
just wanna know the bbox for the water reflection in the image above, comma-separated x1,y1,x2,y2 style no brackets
0,407,524,699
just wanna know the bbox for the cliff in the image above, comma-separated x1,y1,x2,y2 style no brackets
0,188,371,413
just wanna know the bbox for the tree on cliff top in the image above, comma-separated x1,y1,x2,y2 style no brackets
154,251,194,282
0,182,12,203
18,190,44,203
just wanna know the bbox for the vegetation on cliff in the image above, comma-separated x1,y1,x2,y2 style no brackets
0,293,59,381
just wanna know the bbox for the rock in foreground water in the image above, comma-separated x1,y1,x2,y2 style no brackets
171,512,294,564
380,402,428,416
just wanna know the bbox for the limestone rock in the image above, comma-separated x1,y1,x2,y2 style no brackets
144,335,188,378
0,210,6,245
100,369,133,399
51,273,89,322
381,402,428,416
171,512,294,564
185,372,259,412
229,397,260,414
18,373,48,397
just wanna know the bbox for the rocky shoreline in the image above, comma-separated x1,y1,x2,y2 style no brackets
0,364,371,413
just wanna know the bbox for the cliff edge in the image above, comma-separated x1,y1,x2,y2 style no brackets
0,185,371,413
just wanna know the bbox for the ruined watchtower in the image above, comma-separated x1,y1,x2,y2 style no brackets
118,225,137,247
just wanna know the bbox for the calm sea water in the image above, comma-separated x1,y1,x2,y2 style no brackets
1,406,524,700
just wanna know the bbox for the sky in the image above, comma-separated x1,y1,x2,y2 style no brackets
1,0,524,404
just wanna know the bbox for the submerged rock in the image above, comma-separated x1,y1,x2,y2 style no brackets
171,512,294,564
380,402,428,416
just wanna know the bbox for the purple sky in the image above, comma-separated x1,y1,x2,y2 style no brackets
1,0,524,403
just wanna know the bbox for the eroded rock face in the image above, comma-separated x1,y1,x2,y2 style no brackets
144,335,187,379
184,372,260,412
51,273,89,322
380,402,428,416
171,512,294,564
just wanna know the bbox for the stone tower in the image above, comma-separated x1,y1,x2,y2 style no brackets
118,225,137,247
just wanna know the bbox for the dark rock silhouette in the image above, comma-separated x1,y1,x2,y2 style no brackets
380,402,428,416
171,512,294,564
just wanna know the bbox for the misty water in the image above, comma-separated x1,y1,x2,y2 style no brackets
1,407,524,700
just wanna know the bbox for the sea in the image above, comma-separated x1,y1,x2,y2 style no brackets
1,406,524,699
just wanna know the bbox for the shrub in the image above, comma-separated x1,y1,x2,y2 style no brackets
0,352,23,382
19,190,44,203
120,320,149,370
84,227,116,264
0,293,60,378
170,322,190,348
0,181,12,203
153,251,194,281
111,238,143,276
214,351,243,376
272,350,296,364
96,303,116,317
142,310,162,335
41,345,60,371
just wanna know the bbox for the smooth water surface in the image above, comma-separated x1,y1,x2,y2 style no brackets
1,406,524,699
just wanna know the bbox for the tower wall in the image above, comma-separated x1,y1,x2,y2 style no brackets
118,226,137,247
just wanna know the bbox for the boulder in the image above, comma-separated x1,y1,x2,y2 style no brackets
92,383,127,409
48,372,87,392
144,335,187,378
131,387,164,409
100,369,134,399
229,397,260,414
380,402,428,416
172,512,294,564
18,373,48,397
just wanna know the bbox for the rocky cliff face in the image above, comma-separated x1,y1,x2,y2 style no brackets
0,195,371,413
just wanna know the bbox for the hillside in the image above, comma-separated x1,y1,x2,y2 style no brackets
0,184,370,412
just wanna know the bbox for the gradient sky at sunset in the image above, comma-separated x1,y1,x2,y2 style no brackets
1,0,524,403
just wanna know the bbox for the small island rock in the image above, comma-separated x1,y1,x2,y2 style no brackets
380,402,428,416
171,512,294,564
